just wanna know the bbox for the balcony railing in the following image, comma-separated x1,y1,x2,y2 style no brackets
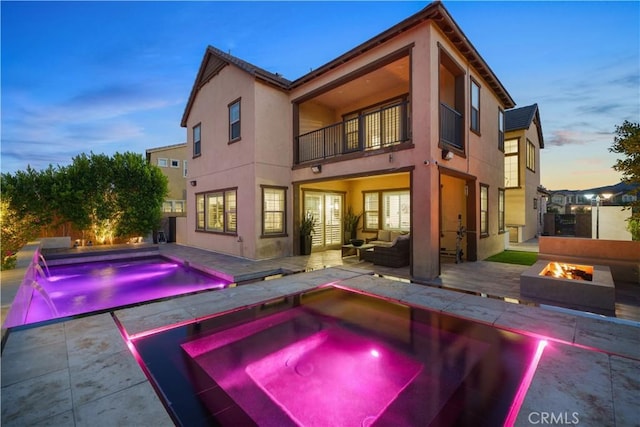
440,103,463,149
296,101,409,164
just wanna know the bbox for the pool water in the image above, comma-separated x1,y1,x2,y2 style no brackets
131,287,543,426
8,257,230,327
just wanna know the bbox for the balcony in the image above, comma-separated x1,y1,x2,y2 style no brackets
296,101,410,164
440,103,463,150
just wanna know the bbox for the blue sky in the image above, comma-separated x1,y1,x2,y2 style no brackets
2,1,638,190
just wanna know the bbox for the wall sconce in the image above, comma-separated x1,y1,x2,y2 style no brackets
311,164,322,173
189,180,197,187
441,149,454,161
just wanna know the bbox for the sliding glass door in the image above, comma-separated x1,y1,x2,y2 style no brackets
304,191,343,250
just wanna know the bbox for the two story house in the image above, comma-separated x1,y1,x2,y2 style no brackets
181,1,515,281
503,104,545,242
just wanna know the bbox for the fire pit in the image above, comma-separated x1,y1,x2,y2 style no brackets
520,260,615,315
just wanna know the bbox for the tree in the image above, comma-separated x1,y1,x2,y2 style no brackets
609,120,640,239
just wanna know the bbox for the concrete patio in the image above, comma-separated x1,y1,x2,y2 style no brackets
1,243,639,426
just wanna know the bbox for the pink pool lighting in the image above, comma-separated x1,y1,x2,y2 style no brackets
132,287,545,426
4,257,230,328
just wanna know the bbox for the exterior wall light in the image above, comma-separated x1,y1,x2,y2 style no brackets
311,165,322,173
442,149,454,161
190,180,197,187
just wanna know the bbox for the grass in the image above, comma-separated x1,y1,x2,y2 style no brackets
485,250,538,266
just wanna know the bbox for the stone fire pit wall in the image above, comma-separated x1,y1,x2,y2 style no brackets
521,260,615,314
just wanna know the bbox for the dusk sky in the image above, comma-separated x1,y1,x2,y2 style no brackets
2,1,638,190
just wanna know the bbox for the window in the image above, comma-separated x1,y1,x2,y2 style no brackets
162,201,172,212
504,138,519,188
498,109,504,151
498,189,505,233
480,184,489,237
157,158,168,167
196,188,237,234
183,160,188,178
170,159,180,168
526,139,536,171
363,192,379,230
193,124,201,157
470,79,480,133
229,99,241,141
363,190,410,231
262,186,287,236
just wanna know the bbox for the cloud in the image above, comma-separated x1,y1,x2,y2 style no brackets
545,129,613,147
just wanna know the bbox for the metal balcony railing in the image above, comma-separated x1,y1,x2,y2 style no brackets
296,101,410,164
440,103,463,149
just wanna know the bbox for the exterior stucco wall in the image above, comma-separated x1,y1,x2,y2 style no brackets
147,144,187,201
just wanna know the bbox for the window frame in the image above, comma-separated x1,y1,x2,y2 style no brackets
498,108,504,151
170,159,180,168
470,79,481,134
183,160,188,178
228,98,241,143
261,185,288,237
157,158,168,167
195,187,237,235
504,138,520,188
362,189,410,232
480,183,489,237
362,191,380,231
526,139,536,172
193,123,201,158
498,188,505,234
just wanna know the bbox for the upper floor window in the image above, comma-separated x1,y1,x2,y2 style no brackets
498,109,504,151
470,79,480,134
504,138,519,188
262,186,287,236
193,124,201,157
526,139,536,172
195,188,237,234
157,158,168,167
183,160,188,178
480,184,489,237
170,159,180,168
229,99,241,142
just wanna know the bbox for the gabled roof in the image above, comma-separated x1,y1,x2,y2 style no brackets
505,103,545,148
181,46,291,127
181,1,515,127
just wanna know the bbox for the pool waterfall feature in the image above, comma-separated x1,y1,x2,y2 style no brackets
2,245,231,330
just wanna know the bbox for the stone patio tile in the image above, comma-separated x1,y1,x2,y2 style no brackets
442,293,511,324
114,306,194,336
74,381,173,427
69,348,147,406
2,322,66,355
610,355,640,427
400,284,466,311
515,343,614,426
1,368,73,426
1,336,68,386
32,410,75,426
65,320,128,368
64,313,116,337
573,316,640,358
494,304,577,342
338,274,406,296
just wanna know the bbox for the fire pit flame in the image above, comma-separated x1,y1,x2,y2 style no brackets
542,262,593,282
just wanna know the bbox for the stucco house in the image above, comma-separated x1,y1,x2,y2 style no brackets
181,1,516,281
146,143,188,214
503,104,545,242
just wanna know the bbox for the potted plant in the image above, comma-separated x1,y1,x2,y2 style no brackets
299,214,317,255
344,206,362,244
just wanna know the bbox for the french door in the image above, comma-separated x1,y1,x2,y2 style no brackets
304,191,343,250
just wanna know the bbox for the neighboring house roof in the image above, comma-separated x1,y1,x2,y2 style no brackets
505,103,545,149
146,142,187,154
181,1,515,128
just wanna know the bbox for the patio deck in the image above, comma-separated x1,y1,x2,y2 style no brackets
1,243,638,426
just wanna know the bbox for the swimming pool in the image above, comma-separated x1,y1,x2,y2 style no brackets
129,286,545,426
4,256,230,328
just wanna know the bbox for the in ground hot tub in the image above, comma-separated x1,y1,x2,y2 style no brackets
520,260,615,315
